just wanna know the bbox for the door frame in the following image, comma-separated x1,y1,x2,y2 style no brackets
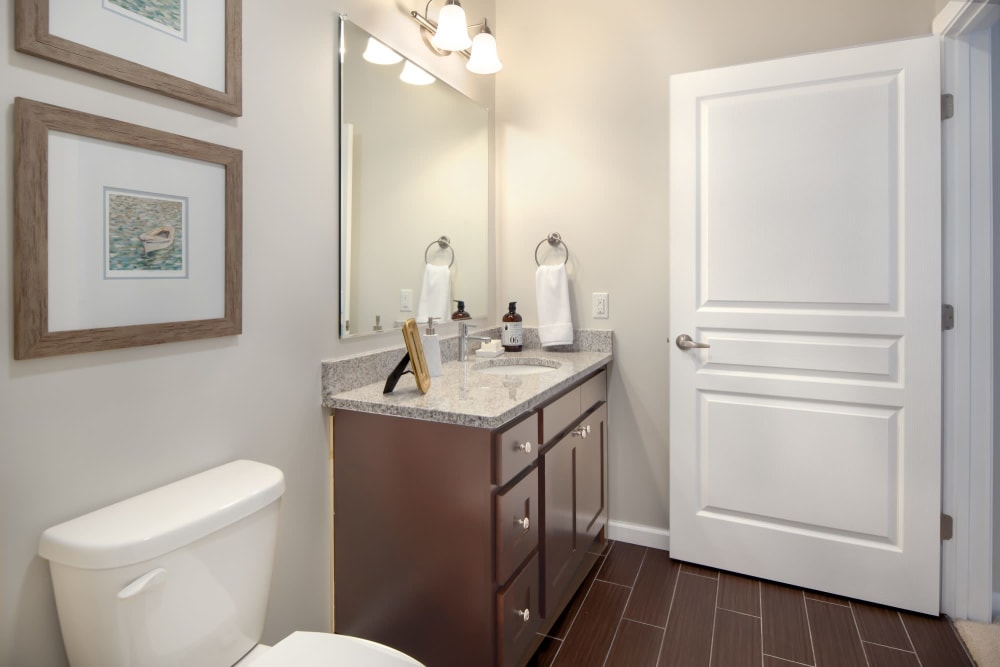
935,0,998,623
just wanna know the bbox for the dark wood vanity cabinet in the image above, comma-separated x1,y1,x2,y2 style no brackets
333,367,607,667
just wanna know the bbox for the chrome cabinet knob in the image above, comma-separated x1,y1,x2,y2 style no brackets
572,424,591,438
514,516,530,531
517,441,532,454
515,608,530,623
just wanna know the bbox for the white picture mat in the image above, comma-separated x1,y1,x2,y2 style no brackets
47,130,227,331
48,0,225,91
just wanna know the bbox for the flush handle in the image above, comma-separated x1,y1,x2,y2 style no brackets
676,334,711,350
117,567,167,600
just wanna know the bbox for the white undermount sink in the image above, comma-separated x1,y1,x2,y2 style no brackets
472,358,561,376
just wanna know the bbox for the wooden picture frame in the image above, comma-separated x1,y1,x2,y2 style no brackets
15,0,242,116
13,97,243,359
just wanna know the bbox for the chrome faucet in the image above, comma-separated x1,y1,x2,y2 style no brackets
457,321,491,361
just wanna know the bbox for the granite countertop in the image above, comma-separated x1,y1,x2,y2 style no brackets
324,348,612,430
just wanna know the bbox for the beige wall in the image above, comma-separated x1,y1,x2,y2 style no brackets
0,0,493,665
495,0,940,535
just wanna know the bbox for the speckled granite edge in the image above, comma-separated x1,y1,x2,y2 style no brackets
321,328,612,397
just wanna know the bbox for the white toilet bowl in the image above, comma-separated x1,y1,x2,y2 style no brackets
238,632,422,666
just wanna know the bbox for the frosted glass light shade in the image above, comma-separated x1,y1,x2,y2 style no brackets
362,37,402,65
466,30,502,74
431,3,472,51
400,60,436,86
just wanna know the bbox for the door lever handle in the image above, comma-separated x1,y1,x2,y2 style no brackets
676,334,711,350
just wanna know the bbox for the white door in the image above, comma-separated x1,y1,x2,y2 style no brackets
669,36,941,614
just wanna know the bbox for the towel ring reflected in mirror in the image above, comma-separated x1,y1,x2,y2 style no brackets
424,235,455,267
535,232,569,266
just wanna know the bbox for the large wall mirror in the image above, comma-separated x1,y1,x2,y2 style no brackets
339,17,489,338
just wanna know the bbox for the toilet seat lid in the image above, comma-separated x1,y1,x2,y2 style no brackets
248,631,424,666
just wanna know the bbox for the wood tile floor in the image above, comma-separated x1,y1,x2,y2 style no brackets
528,541,976,667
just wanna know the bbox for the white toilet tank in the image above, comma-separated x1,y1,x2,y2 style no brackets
38,460,286,667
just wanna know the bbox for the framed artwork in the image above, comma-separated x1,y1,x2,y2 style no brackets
13,97,243,359
15,0,242,116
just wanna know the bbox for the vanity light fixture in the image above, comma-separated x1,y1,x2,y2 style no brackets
410,0,503,75
362,37,403,65
400,60,436,86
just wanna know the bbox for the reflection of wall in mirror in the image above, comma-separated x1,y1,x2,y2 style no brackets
341,20,489,336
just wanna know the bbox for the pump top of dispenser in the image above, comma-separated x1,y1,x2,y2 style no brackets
508,301,517,313
426,317,436,334
452,300,471,320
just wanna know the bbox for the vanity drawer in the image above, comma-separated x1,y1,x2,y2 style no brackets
494,412,539,486
540,387,581,445
580,369,607,413
496,553,541,667
495,467,538,585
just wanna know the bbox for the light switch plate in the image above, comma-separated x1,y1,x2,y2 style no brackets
400,289,413,312
592,292,609,319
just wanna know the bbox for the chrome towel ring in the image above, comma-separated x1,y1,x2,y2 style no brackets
424,235,455,267
535,232,569,266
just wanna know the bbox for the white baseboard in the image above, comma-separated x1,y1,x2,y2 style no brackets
607,520,670,551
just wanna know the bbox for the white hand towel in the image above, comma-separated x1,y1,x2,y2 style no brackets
416,263,451,324
536,264,574,347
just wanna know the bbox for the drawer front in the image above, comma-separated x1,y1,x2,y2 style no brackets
540,386,580,445
580,369,607,413
497,554,542,667
496,467,538,585
494,412,539,486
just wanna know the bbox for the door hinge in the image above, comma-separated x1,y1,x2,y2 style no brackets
941,513,954,541
941,94,954,120
942,304,955,330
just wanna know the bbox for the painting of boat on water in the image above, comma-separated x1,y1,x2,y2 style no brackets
105,188,188,279
103,0,186,40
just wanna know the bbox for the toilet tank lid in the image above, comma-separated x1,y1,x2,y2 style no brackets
39,460,285,570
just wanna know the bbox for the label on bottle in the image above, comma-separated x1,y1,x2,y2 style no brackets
502,321,523,348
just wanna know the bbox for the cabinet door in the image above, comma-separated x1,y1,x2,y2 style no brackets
542,430,578,616
577,404,607,543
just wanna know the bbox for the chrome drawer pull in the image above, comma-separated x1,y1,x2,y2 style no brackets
514,516,530,531
515,608,530,623
572,424,591,438
516,441,532,454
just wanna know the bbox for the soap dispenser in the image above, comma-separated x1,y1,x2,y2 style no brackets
422,317,443,377
501,302,523,352
451,300,471,320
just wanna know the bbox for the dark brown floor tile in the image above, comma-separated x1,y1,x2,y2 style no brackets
605,619,664,667
900,613,974,666
711,609,762,667
806,598,867,666
762,657,808,666
803,588,850,606
597,541,647,586
624,548,680,627
718,572,760,616
679,560,721,579
852,602,911,651
761,581,813,665
551,581,629,666
545,558,602,640
526,635,562,667
864,642,921,667
659,572,718,666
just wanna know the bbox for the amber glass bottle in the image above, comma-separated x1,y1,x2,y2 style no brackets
501,301,523,352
